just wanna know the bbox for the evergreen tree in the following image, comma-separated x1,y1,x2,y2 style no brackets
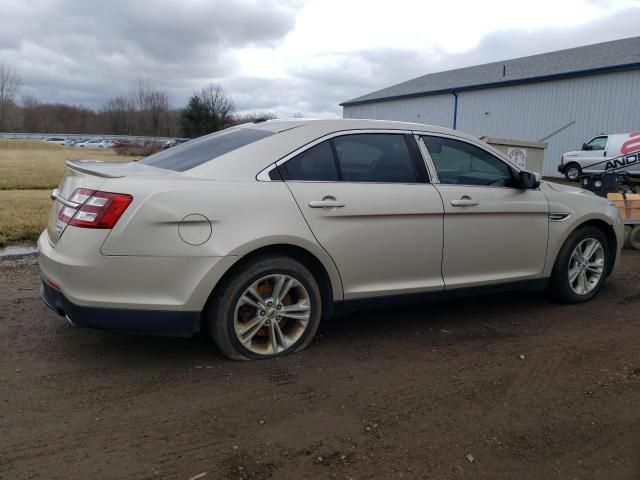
180,84,235,138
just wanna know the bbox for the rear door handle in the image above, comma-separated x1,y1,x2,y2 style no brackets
451,196,479,207
309,197,345,209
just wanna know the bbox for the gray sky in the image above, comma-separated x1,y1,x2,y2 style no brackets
1,0,639,117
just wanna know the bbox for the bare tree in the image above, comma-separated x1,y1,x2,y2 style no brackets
102,94,136,134
132,79,171,136
0,63,22,130
21,95,42,132
200,84,235,128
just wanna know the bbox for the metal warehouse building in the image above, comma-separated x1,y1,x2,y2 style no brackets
340,37,640,177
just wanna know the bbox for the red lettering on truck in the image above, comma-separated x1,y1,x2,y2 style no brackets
621,132,640,155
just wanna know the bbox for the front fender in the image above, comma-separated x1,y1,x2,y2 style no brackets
543,210,623,277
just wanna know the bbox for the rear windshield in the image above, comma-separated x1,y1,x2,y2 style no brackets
140,127,274,171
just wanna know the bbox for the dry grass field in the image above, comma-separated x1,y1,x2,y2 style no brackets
0,140,132,190
0,140,134,247
0,189,52,247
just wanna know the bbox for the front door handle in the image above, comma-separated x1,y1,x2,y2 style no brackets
451,196,479,207
309,196,345,209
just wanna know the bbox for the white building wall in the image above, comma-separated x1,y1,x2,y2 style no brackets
343,69,640,176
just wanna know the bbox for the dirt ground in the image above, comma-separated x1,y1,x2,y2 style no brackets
1,251,639,480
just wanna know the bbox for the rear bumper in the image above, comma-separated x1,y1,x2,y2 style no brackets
41,279,200,336
38,228,237,312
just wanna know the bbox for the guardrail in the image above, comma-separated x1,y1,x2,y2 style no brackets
0,132,177,142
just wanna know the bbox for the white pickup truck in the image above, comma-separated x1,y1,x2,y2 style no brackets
558,132,640,181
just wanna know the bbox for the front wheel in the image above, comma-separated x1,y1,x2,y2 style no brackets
549,226,609,303
207,255,322,361
564,163,582,182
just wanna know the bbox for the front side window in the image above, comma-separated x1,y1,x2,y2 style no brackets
421,136,514,187
140,127,274,172
583,136,608,151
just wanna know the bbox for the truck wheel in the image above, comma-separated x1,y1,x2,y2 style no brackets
628,225,640,250
564,163,581,182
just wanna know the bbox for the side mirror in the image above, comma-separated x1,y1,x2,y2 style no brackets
582,143,590,151
518,170,540,189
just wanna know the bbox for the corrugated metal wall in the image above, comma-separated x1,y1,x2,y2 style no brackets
343,69,640,176
343,95,455,128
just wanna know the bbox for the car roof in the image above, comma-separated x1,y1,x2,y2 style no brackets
188,118,498,181
246,118,477,142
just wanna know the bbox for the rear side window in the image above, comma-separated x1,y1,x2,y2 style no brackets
280,133,418,183
333,134,416,183
280,141,338,181
140,127,274,171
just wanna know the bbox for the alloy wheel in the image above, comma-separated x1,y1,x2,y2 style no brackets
568,238,605,295
233,274,312,355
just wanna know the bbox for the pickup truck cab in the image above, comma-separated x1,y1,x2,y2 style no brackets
558,132,640,181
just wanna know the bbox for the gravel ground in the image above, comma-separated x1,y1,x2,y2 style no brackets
1,251,639,480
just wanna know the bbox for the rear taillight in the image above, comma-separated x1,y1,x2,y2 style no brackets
58,188,132,229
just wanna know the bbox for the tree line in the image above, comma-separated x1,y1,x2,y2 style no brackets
0,63,276,138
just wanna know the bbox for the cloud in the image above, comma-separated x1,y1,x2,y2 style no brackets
230,4,640,117
1,0,300,106
0,0,638,118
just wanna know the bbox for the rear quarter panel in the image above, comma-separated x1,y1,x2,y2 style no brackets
99,178,343,306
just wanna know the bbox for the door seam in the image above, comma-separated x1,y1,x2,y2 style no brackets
281,180,346,301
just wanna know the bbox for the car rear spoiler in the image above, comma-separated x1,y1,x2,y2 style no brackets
66,160,125,178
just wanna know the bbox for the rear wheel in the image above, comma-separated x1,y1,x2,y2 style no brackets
549,226,609,303
207,255,322,361
564,163,582,182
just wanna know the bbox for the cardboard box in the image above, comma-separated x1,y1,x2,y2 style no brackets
607,193,627,220
625,193,640,221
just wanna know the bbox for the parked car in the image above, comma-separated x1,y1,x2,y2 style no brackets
76,139,112,149
73,139,96,147
39,119,624,360
162,138,190,149
42,137,67,145
66,138,90,146
558,132,640,181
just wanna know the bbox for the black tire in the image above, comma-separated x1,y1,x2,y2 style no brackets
628,225,640,250
564,163,582,182
549,225,610,304
207,255,322,361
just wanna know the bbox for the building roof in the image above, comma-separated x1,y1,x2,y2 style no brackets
340,36,640,107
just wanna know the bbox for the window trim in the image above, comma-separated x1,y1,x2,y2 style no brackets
416,132,523,189
256,129,429,184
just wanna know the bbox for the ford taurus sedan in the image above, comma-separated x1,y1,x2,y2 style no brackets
39,119,624,360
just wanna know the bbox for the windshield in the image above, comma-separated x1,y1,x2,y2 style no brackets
140,127,274,172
